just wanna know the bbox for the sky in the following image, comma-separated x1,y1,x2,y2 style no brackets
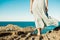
0,0,60,21
48,0,60,21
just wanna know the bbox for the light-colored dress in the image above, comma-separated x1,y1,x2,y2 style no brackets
32,0,58,28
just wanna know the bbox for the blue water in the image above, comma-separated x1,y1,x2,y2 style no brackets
0,21,60,34
0,21,35,28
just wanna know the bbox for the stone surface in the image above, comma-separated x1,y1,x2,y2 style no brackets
0,24,60,40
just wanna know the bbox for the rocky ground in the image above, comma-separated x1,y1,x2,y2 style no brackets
0,24,60,40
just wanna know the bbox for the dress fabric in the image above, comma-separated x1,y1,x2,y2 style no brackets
32,0,58,28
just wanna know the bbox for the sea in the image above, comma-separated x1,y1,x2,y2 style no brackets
0,21,35,28
0,21,60,34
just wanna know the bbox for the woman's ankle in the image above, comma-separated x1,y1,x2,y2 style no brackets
37,28,41,36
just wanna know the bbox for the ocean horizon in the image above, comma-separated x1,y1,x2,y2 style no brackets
0,21,35,28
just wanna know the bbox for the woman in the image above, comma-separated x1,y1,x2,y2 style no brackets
30,0,59,36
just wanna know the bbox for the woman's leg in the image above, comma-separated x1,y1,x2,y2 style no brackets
32,9,44,36
32,1,44,36
37,28,41,36
35,18,44,36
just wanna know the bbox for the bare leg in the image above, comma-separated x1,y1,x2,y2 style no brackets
37,28,41,36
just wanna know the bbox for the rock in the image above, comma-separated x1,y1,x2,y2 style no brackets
0,24,60,40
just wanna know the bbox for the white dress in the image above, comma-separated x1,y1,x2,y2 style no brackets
32,0,58,28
